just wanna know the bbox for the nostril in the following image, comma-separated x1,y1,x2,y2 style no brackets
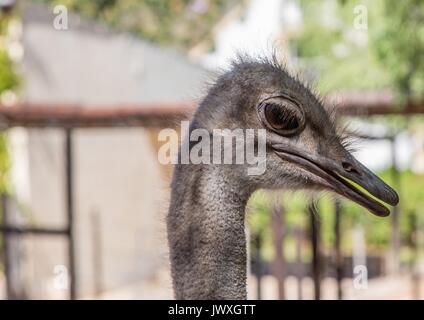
342,161,361,176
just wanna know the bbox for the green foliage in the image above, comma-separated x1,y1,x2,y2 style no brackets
0,50,18,93
370,0,424,98
248,168,424,260
0,134,10,193
0,13,17,193
291,0,423,99
38,0,240,50
248,191,310,261
0,11,19,92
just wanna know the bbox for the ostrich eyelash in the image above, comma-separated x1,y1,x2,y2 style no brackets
338,124,360,153
324,102,360,153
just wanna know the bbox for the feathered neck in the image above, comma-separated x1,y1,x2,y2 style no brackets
167,163,252,299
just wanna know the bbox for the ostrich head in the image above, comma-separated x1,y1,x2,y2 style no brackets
168,57,399,300
192,58,398,216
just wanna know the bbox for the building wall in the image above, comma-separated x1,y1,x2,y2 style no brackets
11,127,169,298
6,3,203,298
74,128,168,296
21,3,206,106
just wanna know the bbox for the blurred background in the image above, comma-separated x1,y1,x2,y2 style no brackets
0,0,423,299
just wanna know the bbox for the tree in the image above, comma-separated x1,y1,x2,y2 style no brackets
40,0,241,50
370,0,423,98
0,10,17,193
290,0,423,100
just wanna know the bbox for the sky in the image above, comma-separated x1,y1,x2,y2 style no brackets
201,0,301,69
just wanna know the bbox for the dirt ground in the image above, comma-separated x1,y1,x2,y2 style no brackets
93,270,424,300
1,270,422,299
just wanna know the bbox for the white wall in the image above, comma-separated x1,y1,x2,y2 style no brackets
10,127,168,298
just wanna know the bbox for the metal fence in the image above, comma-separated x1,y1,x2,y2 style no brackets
0,97,422,299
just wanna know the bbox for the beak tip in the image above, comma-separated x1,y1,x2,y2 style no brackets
387,189,400,206
373,205,391,217
393,196,399,206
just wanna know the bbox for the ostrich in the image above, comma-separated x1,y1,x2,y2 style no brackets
167,57,398,300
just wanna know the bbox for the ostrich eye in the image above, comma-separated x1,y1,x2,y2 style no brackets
258,97,305,136
264,103,299,131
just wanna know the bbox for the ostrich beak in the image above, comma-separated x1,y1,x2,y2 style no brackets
272,143,399,217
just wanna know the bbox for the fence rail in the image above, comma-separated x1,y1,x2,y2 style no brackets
0,92,419,299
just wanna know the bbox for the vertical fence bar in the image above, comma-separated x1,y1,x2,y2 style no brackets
65,129,77,300
1,194,14,299
271,198,286,300
334,198,343,300
390,136,401,273
409,211,420,299
295,227,303,300
309,200,321,300
91,210,103,296
254,233,262,300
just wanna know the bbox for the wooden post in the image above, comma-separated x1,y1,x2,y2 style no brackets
1,194,14,299
390,136,401,273
309,200,321,300
271,196,286,300
254,233,262,300
295,227,304,300
65,129,77,300
91,210,103,296
409,211,420,299
352,225,367,296
334,198,343,300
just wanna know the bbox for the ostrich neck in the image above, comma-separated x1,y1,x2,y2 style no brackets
167,164,253,299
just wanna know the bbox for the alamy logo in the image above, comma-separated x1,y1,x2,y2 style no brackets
53,265,69,291
158,121,267,176
353,265,368,290
353,5,368,30
53,5,69,30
